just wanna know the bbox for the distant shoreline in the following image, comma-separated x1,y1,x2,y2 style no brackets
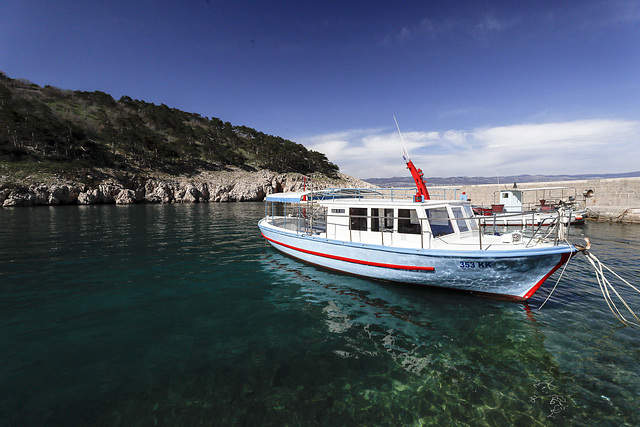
365,171,640,187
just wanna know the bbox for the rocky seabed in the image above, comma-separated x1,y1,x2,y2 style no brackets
0,171,372,207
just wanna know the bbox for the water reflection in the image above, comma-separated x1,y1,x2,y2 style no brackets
258,249,580,422
258,219,640,424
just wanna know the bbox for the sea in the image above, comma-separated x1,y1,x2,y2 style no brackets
1,202,639,426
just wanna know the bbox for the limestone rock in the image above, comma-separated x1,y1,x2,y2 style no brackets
3,191,35,207
181,185,199,203
0,167,374,208
145,182,173,203
98,183,122,204
78,189,100,205
0,188,11,204
115,189,136,204
48,185,80,205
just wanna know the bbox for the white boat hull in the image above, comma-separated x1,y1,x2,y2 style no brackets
259,219,575,300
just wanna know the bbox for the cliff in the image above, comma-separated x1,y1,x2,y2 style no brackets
0,169,374,207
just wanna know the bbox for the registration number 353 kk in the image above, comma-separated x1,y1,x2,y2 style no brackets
459,261,493,269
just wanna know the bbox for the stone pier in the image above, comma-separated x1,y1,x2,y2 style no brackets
432,177,640,223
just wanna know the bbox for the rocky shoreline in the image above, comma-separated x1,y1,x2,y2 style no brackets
4,170,639,223
0,168,374,207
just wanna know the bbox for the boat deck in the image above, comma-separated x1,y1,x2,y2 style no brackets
261,217,565,252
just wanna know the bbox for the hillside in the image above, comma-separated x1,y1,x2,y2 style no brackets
0,72,338,183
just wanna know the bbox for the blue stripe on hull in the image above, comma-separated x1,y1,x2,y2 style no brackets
259,222,575,300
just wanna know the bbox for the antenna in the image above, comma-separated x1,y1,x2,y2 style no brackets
393,116,410,160
394,116,430,201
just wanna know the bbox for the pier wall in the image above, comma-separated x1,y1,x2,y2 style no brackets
433,177,640,223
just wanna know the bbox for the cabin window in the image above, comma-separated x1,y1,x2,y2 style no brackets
370,208,380,231
398,209,421,234
451,207,469,233
371,208,394,231
349,207,367,231
425,207,454,237
463,205,478,230
383,209,394,231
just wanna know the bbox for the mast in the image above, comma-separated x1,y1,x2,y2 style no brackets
394,116,430,201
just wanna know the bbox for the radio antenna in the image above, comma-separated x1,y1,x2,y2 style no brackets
393,116,410,161
394,116,430,201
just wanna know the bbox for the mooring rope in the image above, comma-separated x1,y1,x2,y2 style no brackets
536,236,582,310
537,237,640,327
537,257,571,310
580,249,640,327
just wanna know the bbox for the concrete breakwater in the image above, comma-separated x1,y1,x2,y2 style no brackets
438,176,640,223
0,169,373,208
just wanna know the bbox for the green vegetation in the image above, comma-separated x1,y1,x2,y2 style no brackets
0,72,339,180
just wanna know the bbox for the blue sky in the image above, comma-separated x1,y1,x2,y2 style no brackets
1,1,639,179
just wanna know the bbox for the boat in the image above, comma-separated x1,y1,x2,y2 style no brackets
258,158,581,300
473,184,591,227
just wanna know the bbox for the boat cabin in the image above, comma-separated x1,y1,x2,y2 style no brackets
498,189,523,213
263,189,481,250
322,199,478,247
478,185,591,216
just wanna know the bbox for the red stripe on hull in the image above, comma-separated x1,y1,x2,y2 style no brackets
262,234,435,272
522,252,571,300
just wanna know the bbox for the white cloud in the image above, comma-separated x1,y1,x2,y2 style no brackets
476,120,635,149
441,129,469,148
471,14,509,41
385,12,510,45
398,27,411,40
300,119,640,179
577,0,640,29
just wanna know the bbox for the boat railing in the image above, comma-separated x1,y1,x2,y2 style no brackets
522,199,586,212
265,203,566,250
313,187,462,201
475,208,571,247
476,208,571,238
522,211,572,247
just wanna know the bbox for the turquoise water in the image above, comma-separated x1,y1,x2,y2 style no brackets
1,203,640,425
